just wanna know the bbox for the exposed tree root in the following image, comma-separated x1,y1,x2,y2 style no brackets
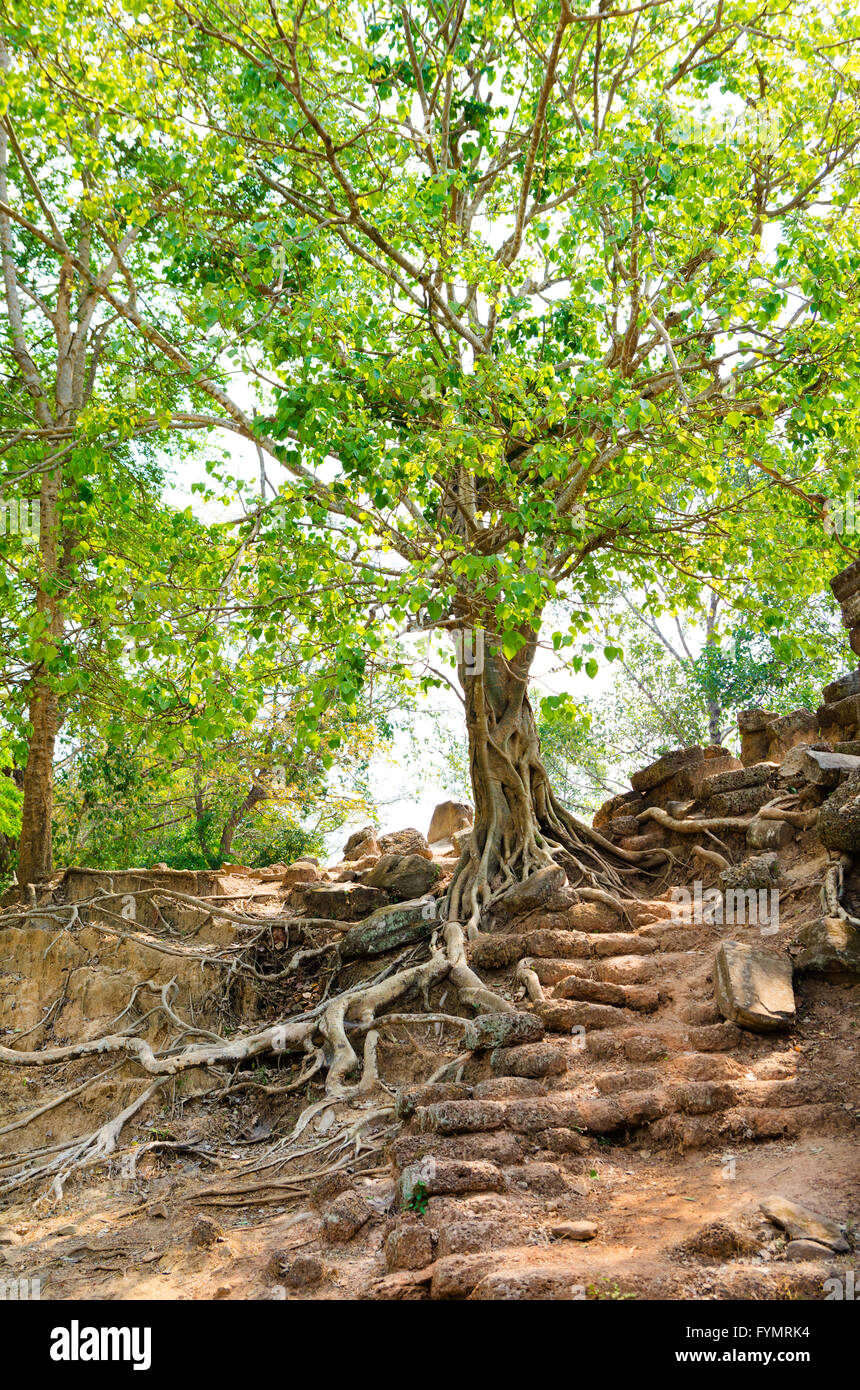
823,856,860,927
691,845,731,873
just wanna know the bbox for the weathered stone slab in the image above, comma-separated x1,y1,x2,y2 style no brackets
339,897,436,957
737,708,778,734
819,693,860,735
714,941,795,1032
630,746,703,793
487,865,567,922
746,816,793,850
800,747,860,788
706,784,774,817
702,762,778,796
592,789,644,829
760,1194,849,1252
841,588,860,626
296,881,389,921
489,1041,568,1078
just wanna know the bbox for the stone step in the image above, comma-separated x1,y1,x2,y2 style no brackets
535,999,634,1031
554,976,660,1012
701,762,778,796
469,928,660,971
650,1102,853,1149
435,1218,544,1260
488,1040,570,1078
587,1028,684,1062
704,784,775,817
391,1130,525,1170
398,1157,506,1201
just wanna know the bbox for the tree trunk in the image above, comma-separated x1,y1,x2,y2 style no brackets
217,782,269,863
446,627,648,935
17,468,63,890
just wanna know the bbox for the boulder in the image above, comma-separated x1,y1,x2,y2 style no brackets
792,916,860,977
363,852,442,899
451,827,472,854
714,941,795,1032
550,1221,597,1241
342,826,381,862
378,827,432,860
486,865,567,923
817,772,860,852
339,897,437,959
281,859,324,887
850,626,860,657
760,1194,849,1252
783,1239,833,1261
282,1255,324,1288
427,800,473,844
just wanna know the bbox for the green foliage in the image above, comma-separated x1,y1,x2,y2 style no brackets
0,745,23,840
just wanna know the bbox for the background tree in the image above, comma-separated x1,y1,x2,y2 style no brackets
13,0,860,938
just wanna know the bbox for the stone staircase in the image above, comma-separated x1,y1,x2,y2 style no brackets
367,901,855,1299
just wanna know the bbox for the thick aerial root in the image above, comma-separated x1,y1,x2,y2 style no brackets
691,845,731,873
443,921,514,1012
515,957,544,1003
822,856,860,927
637,807,752,834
